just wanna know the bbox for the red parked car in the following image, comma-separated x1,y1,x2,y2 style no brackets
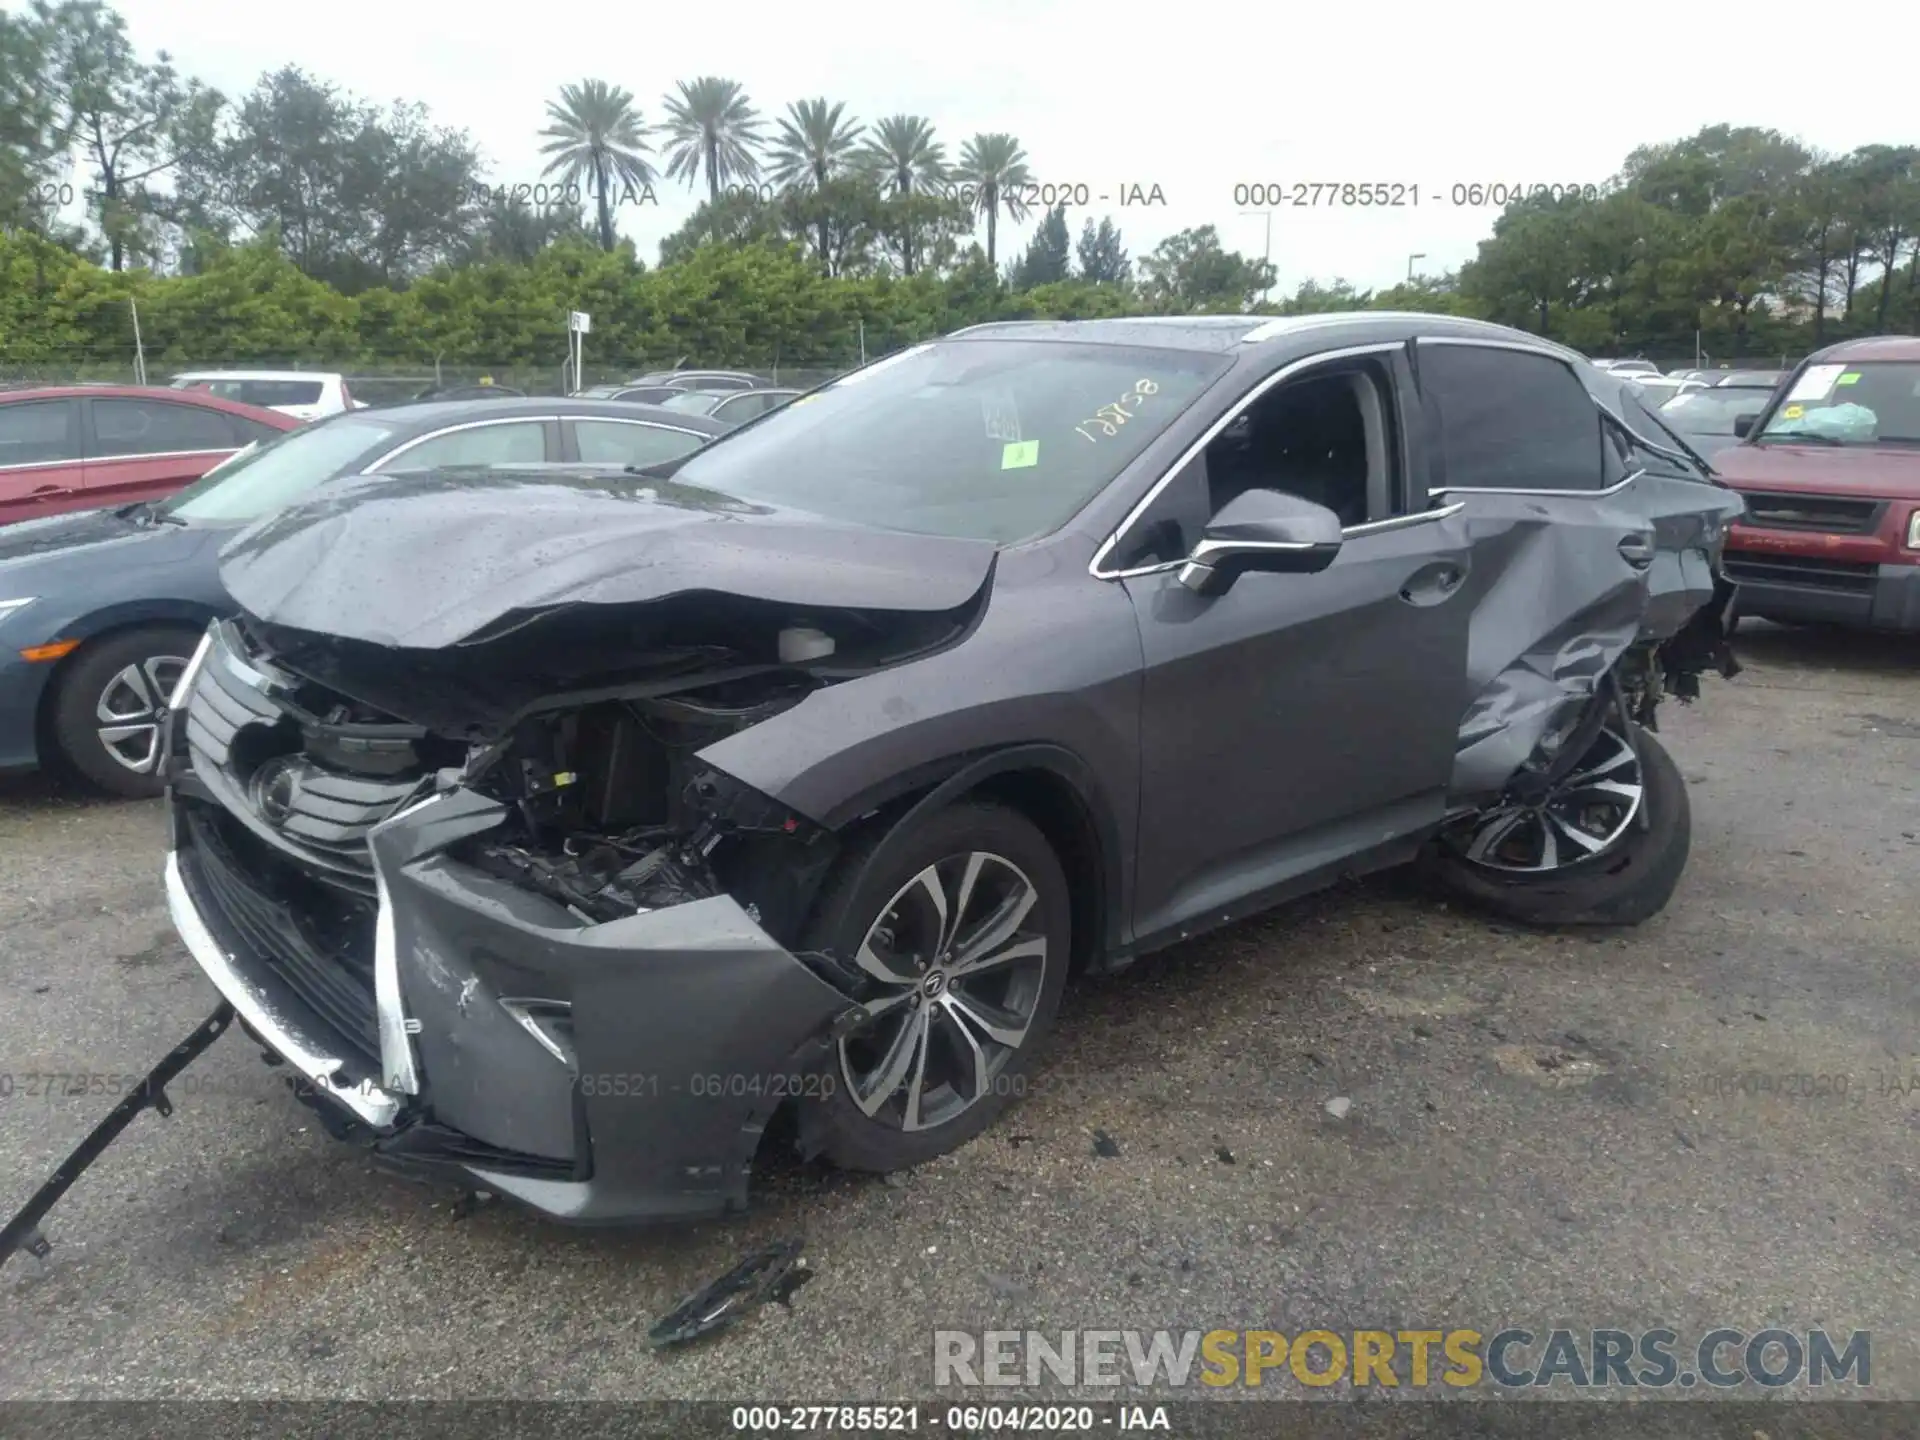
0,385,298,527
1714,336,1920,632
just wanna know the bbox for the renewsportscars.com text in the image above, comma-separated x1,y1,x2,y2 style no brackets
933,1327,1871,1390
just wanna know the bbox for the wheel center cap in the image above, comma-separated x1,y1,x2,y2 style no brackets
921,971,948,998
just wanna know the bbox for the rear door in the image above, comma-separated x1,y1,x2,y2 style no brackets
79,396,249,507
1409,338,1640,794
0,398,85,523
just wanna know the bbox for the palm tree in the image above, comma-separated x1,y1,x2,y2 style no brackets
768,98,864,192
859,114,946,275
537,80,656,252
767,99,863,270
955,132,1032,267
659,77,764,208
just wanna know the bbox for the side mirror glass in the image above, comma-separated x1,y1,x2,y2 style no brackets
1732,413,1757,438
1179,488,1345,597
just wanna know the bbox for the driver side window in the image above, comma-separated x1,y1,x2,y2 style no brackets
1112,359,1399,570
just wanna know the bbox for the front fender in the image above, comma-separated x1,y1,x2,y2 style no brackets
694,552,1143,942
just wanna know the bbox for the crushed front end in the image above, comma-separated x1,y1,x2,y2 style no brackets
160,616,873,1222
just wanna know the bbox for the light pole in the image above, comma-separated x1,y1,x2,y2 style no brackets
1407,252,1427,284
1241,209,1274,304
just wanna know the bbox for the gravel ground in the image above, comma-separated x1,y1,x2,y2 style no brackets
1,623,1916,1404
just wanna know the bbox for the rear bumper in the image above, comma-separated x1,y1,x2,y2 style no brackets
1723,550,1920,631
165,785,859,1223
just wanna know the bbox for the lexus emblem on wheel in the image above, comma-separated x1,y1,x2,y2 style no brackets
250,758,304,827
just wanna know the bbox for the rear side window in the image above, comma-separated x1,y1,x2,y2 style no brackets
574,420,707,466
231,415,288,443
0,400,78,466
383,421,548,470
1418,344,1605,491
89,398,239,458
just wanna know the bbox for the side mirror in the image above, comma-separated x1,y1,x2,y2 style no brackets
1732,413,1757,438
1179,488,1344,597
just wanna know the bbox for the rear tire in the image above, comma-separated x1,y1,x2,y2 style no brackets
47,625,200,799
1421,723,1691,927
796,800,1070,1173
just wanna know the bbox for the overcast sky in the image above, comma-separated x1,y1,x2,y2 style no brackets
104,0,1917,291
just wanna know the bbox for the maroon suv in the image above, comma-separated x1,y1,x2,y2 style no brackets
1713,336,1920,632
0,385,297,527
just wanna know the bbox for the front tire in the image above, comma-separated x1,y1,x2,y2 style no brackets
1421,722,1691,927
797,800,1070,1173
46,625,200,798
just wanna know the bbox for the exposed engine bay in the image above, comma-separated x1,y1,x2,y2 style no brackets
222,592,977,952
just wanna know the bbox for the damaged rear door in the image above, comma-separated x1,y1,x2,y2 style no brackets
1411,338,1702,801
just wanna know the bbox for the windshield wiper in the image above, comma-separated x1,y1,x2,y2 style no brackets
118,500,186,527
1755,432,1842,446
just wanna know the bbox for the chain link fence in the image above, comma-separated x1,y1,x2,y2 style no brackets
0,358,855,399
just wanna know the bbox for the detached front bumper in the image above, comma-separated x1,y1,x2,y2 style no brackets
165,784,859,1223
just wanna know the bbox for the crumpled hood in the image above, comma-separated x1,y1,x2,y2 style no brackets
217,469,1000,649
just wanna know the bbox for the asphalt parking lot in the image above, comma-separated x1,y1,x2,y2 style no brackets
1,624,1916,1403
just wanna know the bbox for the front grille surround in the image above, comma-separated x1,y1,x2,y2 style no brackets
1735,489,1886,536
183,622,428,893
178,800,382,1066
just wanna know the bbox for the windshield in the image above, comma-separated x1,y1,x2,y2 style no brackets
669,339,1232,543
660,391,724,414
1659,389,1773,436
158,416,400,522
1757,361,1920,445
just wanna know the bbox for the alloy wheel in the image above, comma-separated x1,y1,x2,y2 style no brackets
838,850,1051,1133
1452,724,1646,873
95,654,188,774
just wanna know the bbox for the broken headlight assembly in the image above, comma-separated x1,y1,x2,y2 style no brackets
455,670,842,944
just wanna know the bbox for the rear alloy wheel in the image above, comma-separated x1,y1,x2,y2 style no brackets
799,802,1069,1172
47,625,201,798
1422,721,1691,927
1451,724,1644,873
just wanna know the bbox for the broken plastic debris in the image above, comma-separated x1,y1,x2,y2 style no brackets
1324,1096,1353,1119
1091,1129,1122,1157
646,1237,809,1349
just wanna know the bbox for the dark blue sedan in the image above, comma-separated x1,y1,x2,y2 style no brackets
0,396,725,796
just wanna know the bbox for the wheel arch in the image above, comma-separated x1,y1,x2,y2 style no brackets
820,743,1124,976
35,604,215,741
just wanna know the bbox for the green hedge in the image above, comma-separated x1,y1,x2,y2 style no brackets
0,232,1150,373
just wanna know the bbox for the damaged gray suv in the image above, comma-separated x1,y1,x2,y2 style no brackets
157,314,1743,1224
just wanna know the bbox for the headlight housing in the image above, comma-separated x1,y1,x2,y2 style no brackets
0,597,36,626
1907,509,1920,551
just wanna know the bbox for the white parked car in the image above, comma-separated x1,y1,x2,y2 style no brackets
1603,359,1662,378
167,370,361,421
1624,375,1707,404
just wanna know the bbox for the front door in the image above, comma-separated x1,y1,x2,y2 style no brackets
1120,350,1475,944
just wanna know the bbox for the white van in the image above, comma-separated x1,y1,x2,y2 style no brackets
167,370,361,421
